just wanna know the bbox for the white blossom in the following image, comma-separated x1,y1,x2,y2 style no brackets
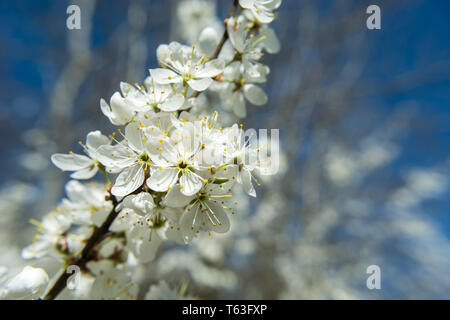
51,130,110,180
239,0,281,24
151,41,224,92
0,266,49,300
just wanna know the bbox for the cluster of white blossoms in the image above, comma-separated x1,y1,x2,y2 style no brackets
15,0,281,300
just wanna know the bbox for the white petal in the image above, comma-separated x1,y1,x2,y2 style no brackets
199,27,219,56
240,168,256,197
91,206,112,227
163,184,195,208
227,17,246,52
260,27,280,54
149,68,181,85
156,44,170,61
180,202,201,242
70,166,98,180
100,92,134,125
51,153,92,171
180,171,204,196
86,130,110,151
146,167,179,192
134,230,163,263
232,91,247,118
194,59,224,78
123,192,155,215
125,122,144,153
111,165,145,197
96,144,135,168
204,200,230,233
65,180,89,202
187,78,213,91
120,82,150,112
21,240,53,260
251,7,275,24
239,0,254,8
0,266,49,300
244,84,268,106
159,93,185,112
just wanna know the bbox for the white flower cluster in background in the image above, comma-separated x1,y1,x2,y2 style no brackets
16,0,281,300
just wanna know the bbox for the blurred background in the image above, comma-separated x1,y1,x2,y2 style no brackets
0,0,449,299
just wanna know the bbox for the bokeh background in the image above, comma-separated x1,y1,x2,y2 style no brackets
0,0,449,299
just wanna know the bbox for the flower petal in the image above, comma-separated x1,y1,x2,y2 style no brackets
51,153,92,171
100,92,134,125
146,167,179,192
187,78,213,91
163,184,195,208
240,168,256,197
199,27,219,57
244,84,268,106
260,27,280,54
86,130,110,151
0,266,49,300
134,230,163,263
70,166,98,180
150,68,181,85
180,171,204,196
125,122,145,153
180,202,201,242
232,91,247,118
111,165,145,197
194,59,224,78
159,93,185,112
204,200,230,233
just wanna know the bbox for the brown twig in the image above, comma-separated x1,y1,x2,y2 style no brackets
189,0,239,99
42,193,119,300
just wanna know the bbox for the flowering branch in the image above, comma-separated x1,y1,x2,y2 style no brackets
190,0,239,99
19,0,282,300
42,192,119,300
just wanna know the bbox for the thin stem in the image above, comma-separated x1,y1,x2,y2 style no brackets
189,0,239,99
42,192,119,300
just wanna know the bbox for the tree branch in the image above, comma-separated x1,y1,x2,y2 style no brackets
190,0,239,98
42,193,119,300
